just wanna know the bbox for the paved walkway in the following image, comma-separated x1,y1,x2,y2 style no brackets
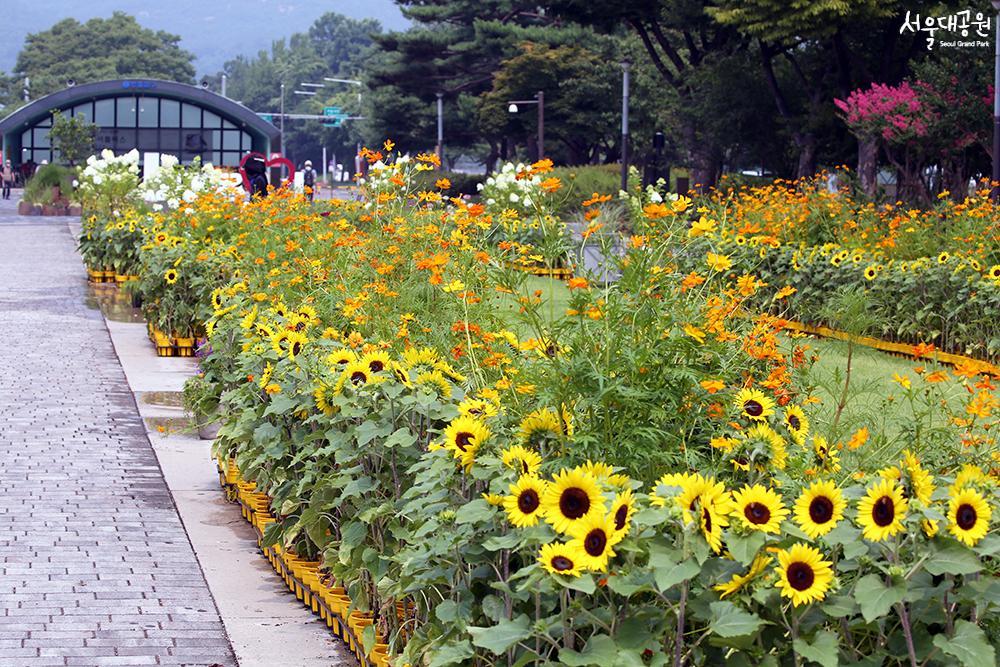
0,199,235,666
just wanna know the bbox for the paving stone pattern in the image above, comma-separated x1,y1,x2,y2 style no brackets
0,200,235,666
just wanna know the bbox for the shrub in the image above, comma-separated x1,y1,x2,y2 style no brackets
22,164,75,205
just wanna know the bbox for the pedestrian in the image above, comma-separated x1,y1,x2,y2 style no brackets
302,159,317,201
1,160,14,200
241,153,269,200
35,159,48,175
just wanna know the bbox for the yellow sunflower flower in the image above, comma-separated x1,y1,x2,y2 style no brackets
164,268,179,284
538,542,583,577
793,480,846,539
857,478,908,541
518,408,565,446
731,484,789,534
441,416,490,471
734,388,776,422
503,475,547,528
782,405,809,445
541,467,605,534
500,444,542,476
947,487,991,546
567,513,620,572
774,543,834,606
608,489,636,540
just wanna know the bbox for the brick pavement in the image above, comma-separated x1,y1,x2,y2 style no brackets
0,200,235,666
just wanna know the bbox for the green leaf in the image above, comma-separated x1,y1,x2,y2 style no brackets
559,634,618,666
648,545,699,592
932,620,996,667
708,601,764,638
468,614,532,655
823,523,867,560
455,499,495,525
427,639,475,667
924,541,982,576
853,574,904,623
727,531,766,566
793,630,839,667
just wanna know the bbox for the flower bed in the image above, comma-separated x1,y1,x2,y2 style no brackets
80,148,998,666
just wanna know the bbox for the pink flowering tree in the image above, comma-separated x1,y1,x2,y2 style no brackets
835,81,937,202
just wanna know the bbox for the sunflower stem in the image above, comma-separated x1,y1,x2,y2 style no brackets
897,602,919,667
672,580,687,667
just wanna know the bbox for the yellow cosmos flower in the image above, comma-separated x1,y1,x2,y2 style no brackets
706,252,732,272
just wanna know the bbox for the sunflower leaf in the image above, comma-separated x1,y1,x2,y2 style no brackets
558,634,617,666
924,541,982,576
708,601,764,638
853,574,905,623
793,630,839,667
932,620,996,667
727,531,766,566
468,614,532,655
649,549,699,592
427,638,475,667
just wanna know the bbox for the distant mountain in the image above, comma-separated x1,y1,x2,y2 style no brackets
2,0,408,76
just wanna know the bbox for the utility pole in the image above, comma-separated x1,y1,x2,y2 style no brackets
279,83,285,139
536,90,544,160
436,92,444,164
23,77,29,102
620,60,631,193
221,74,227,98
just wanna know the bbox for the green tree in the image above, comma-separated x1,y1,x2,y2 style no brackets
13,13,195,100
49,111,97,166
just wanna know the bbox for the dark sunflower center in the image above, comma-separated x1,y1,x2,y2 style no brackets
702,507,713,533
956,503,977,530
788,415,800,430
551,556,574,572
583,529,608,557
872,496,895,527
744,502,771,525
454,432,474,451
350,371,367,384
520,460,530,474
517,489,540,514
744,400,763,417
369,360,384,372
614,504,628,530
559,487,590,520
786,562,815,591
291,342,302,356
809,496,834,524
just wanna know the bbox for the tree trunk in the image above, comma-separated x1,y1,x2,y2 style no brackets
795,133,817,180
485,140,500,175
684,119,720,191
858,137,878,198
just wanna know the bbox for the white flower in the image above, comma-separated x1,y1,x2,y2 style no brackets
71,180,79,188
160,154,179,168
92,174,104,185
181,189,197,203
649,191,663,203
101,148,114,160
509,194,519,203
152,203,163,211
167,198,180,209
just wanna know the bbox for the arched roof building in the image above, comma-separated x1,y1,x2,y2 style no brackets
0,79,280,167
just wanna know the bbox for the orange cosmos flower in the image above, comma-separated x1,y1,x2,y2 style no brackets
567,277,589,290
700,380,725,394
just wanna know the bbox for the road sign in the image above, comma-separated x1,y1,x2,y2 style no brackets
323,106,342,116
323,106,349,128
258,113,273,123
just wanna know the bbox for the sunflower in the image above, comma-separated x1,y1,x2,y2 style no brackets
327,348,357,367
415,369,452,397
809,436,841,475
794,480,846,539
734,388,776,422
882,451,936,535
567,513,620,572
857,478,908,541
442,416,491,470
782,405,809,445
731,484,788,534
335,360,385,394
742,424,788,470
361,350,392,374
988,264,1000,280
951,464,990,493
649,471,699,508
403,346,441,369
714,554,772,599
541,467,605,534
500,444,542,476
164,268,179,284
698,484,732,554
863,264,878,281
518,408,565,446
538,542,583,577
313,384,336,416
458,398,499,419
774,543,834,607
608,489,636,540
581,460,615,480
947,487,991,546
937,251,950,264
275,330,308,360
503,475,548,528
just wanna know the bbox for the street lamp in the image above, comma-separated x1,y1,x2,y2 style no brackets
280,82,285,138
506,91,545,160
993,0,1000,199
620,59,632,193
